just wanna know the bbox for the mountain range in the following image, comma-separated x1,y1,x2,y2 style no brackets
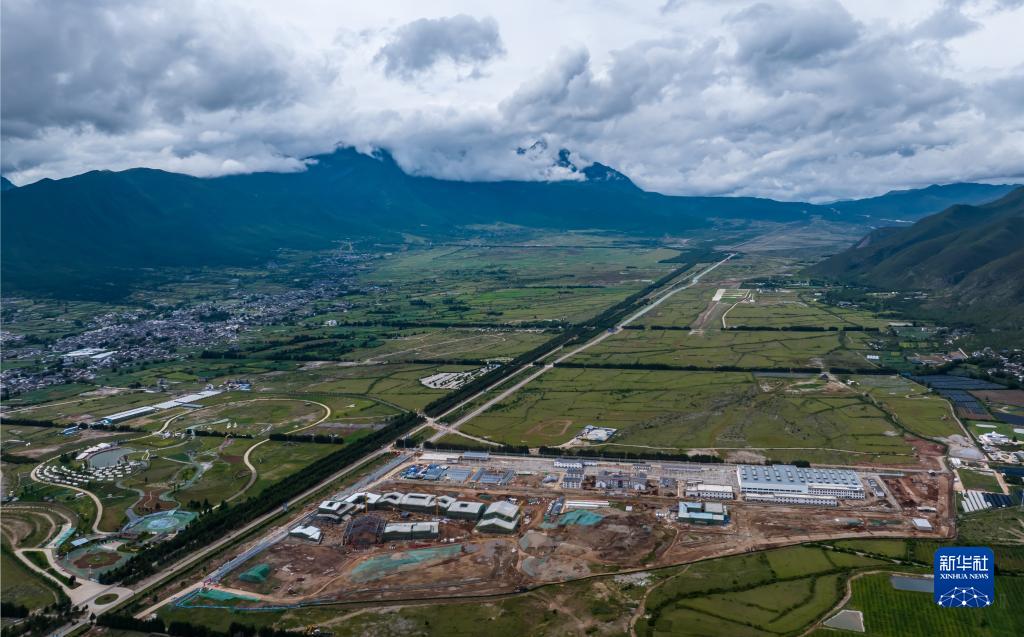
1,146,1018,299
811,187,1024,330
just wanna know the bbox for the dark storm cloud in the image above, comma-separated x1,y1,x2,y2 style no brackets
375,14,505,79
0,0,318,140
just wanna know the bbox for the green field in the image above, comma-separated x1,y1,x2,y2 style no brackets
330,244,682,326
637,286,714,328
0,548,61,611
725,291,888,329
330,327,551,362
844,572,1024,636
170,399,326,436
636,545,888,637
571,328,874,370
245,441,339,497
958,469,1003,492
460,367,915,460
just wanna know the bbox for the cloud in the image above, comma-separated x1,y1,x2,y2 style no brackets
2,1,1022,201
375,14,504,79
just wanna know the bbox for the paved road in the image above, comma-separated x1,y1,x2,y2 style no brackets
230,399,333,502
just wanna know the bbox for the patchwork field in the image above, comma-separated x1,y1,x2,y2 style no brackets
459,367,917,461
335,244,683,325
842,572,1024,636
724,290,888,329
570,328,875,370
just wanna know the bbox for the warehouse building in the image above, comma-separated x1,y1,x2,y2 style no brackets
683,483,735,500
99,406,156,424
744,493,838,507
383,521,439,541
554,458,584,470
677,501,729,525
737,464,864,499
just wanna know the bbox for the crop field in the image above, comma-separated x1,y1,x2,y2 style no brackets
856,377,963,439
170,399,326,436
636,287,715,327
844,572,1024,636
329,244,682,326
724,291,888,329
460,367,916,460
245,441,339,496
571,328,874,370
94,358,298,389
636,545,887,637
248,362,479,411
330,327,551,362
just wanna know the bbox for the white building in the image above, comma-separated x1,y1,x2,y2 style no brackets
683,484,735,500
737,464,864,500
289,525,323,543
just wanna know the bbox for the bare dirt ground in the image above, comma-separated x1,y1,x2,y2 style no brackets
212,471,952,607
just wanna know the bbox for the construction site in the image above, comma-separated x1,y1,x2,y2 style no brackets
189,451,955,609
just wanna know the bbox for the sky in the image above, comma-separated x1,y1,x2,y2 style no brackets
2,0,1023,201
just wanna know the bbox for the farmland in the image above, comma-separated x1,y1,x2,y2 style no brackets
571,328,875,370
842,572,1024,636
459,367,918,462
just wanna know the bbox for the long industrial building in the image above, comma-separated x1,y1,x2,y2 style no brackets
737,464,864,499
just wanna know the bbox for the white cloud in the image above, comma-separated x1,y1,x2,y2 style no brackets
2,0,1022,200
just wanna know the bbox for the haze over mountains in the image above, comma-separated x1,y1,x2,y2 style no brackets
1,146,1018,299
812,187,1024,329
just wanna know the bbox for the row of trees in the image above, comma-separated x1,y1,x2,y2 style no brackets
96,614,303,637
268,432,344,444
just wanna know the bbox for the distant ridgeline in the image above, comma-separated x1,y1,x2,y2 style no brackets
1,148,1017,299
809,187,1024,336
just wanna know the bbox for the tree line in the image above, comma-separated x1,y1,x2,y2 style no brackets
96,614,304,637
268,432,344,444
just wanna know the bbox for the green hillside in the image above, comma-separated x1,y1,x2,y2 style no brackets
811,187,1024,330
